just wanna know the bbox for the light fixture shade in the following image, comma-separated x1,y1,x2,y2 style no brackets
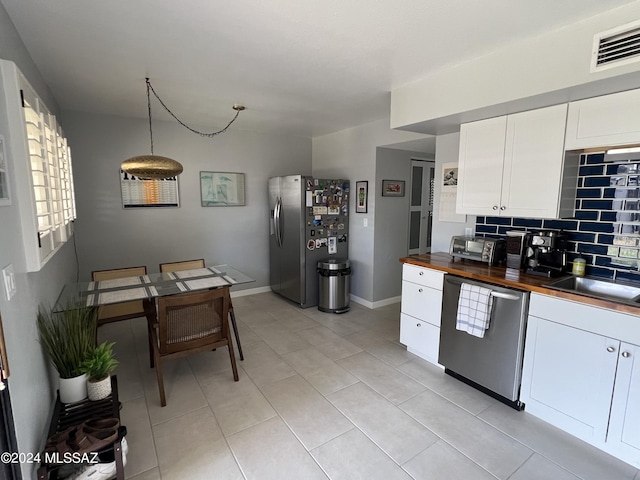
121,155,183,180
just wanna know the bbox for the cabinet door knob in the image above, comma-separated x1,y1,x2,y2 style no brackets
500,206,506,211
419,271,424,275
607,346,616,353
418,288,423,293
622,351,631,358
416,323,421,327
492,205,498,210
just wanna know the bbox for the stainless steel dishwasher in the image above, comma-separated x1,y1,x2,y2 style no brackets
439,275,530,410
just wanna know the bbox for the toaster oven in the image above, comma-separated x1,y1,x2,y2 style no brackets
449,236,506,265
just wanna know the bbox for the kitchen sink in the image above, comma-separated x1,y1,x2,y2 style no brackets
544,275,640,305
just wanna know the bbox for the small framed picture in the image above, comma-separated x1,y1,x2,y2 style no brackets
355,180,368,213
381,179,405,197
443,167,459,187
200,171,246,206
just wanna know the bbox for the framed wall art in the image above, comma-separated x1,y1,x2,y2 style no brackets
120,170,180,208
355,180,368,213
439,162,466,223
200,171,245,206
381,179,405,197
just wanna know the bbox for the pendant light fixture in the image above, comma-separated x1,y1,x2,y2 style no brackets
121,78,245,180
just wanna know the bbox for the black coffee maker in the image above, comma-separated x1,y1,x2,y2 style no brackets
525,231,568,277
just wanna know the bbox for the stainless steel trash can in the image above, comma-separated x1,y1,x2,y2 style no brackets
317,259,351,313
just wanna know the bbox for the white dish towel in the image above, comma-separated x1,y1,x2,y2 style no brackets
456,283,494,338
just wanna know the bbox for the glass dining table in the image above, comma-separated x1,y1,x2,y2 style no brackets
55,265,255,309
54,265,255,361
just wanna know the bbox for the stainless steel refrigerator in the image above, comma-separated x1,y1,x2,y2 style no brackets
269,175,349,308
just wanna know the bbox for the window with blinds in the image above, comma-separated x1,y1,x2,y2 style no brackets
20,76,76,267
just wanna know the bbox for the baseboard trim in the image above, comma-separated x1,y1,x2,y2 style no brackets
230,286,272,298
350,294,401,310
230,288,400,310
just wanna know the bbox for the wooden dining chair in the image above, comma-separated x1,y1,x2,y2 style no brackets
92,266,156,357
159,259,244,360
91,266,154,327
149,288,239,406
158,259,207,273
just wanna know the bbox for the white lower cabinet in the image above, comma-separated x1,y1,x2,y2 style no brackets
400,314,440,363
521,294,640,468
522,316,618,441
400,264,444,365
609,342,640,462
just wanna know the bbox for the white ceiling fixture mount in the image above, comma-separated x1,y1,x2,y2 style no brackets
121,77,246,180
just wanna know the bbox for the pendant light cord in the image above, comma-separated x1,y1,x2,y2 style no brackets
145,78,241,139
146,78,154,155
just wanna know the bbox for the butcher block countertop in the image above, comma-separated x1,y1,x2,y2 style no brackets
400,252,640,316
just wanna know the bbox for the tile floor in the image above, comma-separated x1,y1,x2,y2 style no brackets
99,292,640,480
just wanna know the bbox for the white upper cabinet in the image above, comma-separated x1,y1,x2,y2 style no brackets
456,116,506,215
566,88,640,150
457,104,577,219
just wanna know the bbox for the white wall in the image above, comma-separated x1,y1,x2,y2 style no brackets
312,117,429,305
391,1,640,133
432,132,476,252
63,111,312,287
0,5,75,479
0,6,58,115
373,148,431,303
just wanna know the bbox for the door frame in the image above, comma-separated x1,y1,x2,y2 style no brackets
408,158,435,255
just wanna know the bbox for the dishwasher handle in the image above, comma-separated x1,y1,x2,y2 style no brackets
490,291,521,301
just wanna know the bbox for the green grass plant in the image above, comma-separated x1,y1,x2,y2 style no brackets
82,341,118,382
37,303,97,379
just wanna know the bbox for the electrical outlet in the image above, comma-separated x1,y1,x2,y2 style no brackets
2,264,15,301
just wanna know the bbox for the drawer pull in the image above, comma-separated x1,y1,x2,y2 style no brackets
607,346,615,353
418,288,423,293
419,271,424,276
622,351,631,358
416,323,421,327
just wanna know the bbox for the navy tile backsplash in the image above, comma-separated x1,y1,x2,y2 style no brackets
475,152,640,283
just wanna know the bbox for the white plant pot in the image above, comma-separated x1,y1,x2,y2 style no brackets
87,376,112,401
59,374,88,404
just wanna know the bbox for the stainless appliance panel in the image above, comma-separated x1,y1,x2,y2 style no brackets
279,175,305,304
506,231,529,270
439,275,529,405
268,176,282,294
449,236,506,265
269,175,349,308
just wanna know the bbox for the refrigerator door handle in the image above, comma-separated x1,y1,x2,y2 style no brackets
277,196,284,247
274,196,283,247
273,197,280,246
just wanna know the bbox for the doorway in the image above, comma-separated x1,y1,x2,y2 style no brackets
408,159,435,255
0,312,19,480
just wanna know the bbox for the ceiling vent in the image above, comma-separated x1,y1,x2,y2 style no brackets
591,20,640,72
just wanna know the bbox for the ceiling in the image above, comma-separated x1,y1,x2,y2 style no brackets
2,0,638,140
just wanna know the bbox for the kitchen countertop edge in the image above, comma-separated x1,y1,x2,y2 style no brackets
401,253,640,317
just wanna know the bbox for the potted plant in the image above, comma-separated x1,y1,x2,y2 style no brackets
81,341,119,401
37,302,97,403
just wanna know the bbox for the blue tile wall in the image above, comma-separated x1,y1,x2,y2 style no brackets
475,152,640,283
